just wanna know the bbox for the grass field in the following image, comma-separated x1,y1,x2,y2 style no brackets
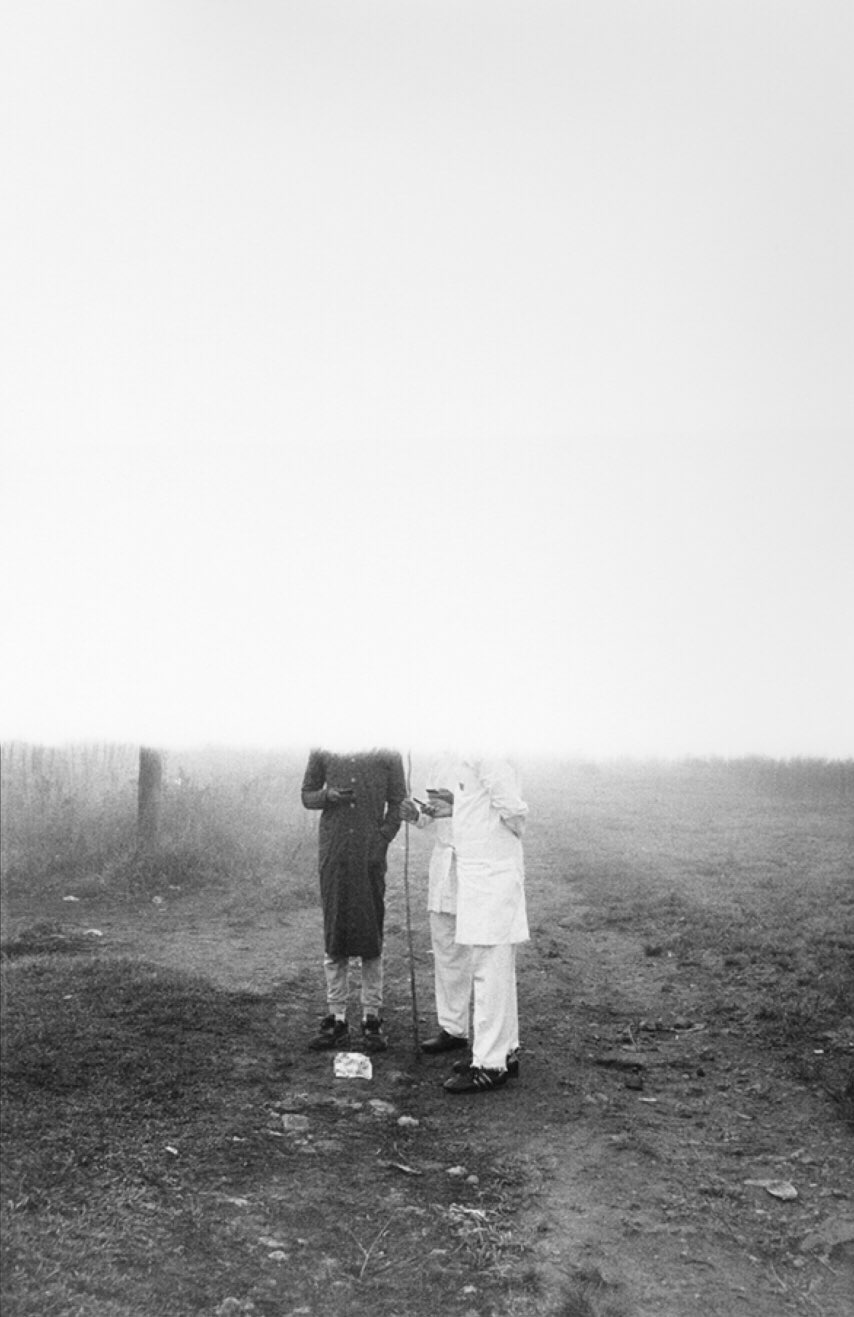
527,757,854,1064
2,745,852,1317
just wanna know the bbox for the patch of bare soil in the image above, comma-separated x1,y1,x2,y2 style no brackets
515,905,853,1316
5,871,852,1317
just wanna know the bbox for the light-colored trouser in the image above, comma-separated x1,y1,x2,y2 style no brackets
323,953,383,1019
429,911,473,1039
470,943,519,1072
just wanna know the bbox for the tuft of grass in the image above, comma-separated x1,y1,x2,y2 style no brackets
0,921,100,962
445,1201,527,1279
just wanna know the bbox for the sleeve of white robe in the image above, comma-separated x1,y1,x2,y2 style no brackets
480,758,529,837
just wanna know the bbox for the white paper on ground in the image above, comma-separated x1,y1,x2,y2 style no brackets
333,1052,373,1080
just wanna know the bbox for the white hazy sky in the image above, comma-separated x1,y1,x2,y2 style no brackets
1,1,852,759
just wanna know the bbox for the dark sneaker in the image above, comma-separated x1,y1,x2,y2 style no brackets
361,1015,388,1053
444,1065,509,1094
421,1028,469,1055
308,1014,350,1051
452,1051,520,1078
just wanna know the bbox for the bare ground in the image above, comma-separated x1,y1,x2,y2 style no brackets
8,855,851,1317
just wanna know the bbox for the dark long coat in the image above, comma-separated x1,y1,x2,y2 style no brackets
301,748,406,959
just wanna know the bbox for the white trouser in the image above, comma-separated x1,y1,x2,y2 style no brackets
323,954,383,1019
429,911,472,1038
470,943,519,1072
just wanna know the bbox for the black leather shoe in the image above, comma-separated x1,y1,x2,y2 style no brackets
421,1029,469,1055
308,1015,350,1051
444,1065,508,1094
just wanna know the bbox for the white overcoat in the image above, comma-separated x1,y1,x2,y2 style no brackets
451,756,530,946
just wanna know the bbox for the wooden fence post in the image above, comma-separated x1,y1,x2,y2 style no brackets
137,747,163,852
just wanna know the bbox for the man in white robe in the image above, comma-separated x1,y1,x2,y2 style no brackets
404,753,529,1094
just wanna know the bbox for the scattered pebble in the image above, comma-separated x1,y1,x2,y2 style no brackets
281,1114,310,1133
215,1299,255,1317
368,1099,398,1116
744,1179,798,1200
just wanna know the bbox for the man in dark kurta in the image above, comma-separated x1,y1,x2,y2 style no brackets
301,747,406,1052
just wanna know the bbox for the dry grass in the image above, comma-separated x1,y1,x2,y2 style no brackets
0,743,314,905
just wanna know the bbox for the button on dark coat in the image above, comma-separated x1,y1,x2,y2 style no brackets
301,748,406,960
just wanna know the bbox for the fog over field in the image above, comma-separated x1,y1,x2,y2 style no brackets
2,2,852,760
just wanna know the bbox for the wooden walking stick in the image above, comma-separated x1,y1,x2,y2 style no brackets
402,749,421,1058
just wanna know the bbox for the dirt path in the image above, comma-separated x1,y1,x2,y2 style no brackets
98,902,323,996
515,911,854,1316
12,873,852,1317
